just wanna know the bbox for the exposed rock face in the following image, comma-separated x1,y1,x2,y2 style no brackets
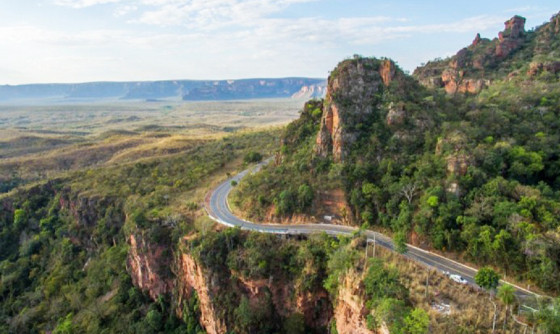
446,154,472,176
527,61,560,76
386,102,406,127
177,253,332,333
127,234,173,300
500,16,526,40
414,15,527,94
496,16,526,59
379,59,397,86
315,58,397,161
236,276,332,329
334,270,387,334
176,253,227,334
441,68,487,94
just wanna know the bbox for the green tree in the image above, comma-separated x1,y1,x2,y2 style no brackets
145,309,163,331
363,259,408,304
53,313,74,334
404,308,430,334
297,184,314,211
394,230,408,254
475,267,500,291
283,313,306,334
275,189,297,215
497,284,515,330
13,209,26,229
535,298,560,334
426,196,439,208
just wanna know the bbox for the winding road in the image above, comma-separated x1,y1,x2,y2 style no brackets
205,161,539,300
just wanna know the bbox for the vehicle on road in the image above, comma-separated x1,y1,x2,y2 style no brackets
449,274,468,284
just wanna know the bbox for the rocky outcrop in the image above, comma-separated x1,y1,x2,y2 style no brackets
315,58,398,161
446,154,472,176
386,102,406,127
472,33,482,47
527,61,560,77
333,270,387,334
496,16,526,58
127,234,173,300
414,15,528,94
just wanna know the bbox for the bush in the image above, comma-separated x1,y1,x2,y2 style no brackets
244,151,263,163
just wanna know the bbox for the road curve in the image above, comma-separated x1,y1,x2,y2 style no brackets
205,161,538,299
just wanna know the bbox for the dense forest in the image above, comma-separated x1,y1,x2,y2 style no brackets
0,131,279,333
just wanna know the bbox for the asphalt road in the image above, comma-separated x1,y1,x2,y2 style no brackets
205,161,538,299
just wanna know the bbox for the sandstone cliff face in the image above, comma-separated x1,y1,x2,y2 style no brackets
527,61,560,77
236,276,332,329
315,58,397,161
334,270,388,334
129,234,334,334
127,233,173,300
176,253,227,334
436,131,473,196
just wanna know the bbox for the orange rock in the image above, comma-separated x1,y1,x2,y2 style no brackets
127,234,173,300
176,254,227,334
379,59,396,86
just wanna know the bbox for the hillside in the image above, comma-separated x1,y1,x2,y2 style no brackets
233,12,560,298
0,78,326,103
414,13,560,93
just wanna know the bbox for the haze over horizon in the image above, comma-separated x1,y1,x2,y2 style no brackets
0,0,558,85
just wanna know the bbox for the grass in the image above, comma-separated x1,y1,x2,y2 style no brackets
372,246,527,333
0,99,302,192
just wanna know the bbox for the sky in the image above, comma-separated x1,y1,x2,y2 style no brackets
0,1,558,84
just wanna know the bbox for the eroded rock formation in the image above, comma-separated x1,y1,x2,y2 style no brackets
176,253,228,334
127,234,173,300
334,270,388,334
315,58,398,161
414,15,528,94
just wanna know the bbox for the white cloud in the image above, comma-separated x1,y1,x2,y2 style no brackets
54,0,122,8
136,0,318,27
114,5,138,17
505,6,547,13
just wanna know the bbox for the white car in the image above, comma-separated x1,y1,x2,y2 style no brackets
449,274,468,284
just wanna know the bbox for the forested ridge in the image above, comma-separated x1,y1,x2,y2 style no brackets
234,12,560,294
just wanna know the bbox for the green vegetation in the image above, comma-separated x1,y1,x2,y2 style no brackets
0,129,277,333
475,267,501,291
233,15,560,295
0,99,303,191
